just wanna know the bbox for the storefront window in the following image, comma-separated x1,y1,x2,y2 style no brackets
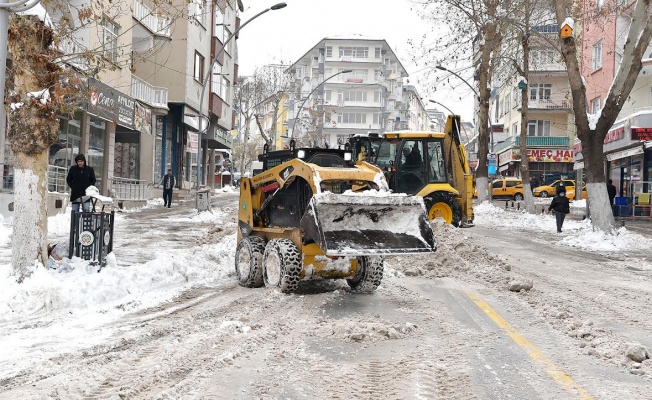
88,118,105,192
49,116,81,169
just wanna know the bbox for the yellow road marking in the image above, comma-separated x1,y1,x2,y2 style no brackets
466,292,593,399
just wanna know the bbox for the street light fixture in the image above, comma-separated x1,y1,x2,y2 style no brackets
290,69,353,141
435,65,479,97
196,2,287,187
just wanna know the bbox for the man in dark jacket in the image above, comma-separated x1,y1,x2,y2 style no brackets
67,154,96,212
548,190,571,233
161,169,175,208
607,179,617,205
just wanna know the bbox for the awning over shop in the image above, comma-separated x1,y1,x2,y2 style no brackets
605,145,644,161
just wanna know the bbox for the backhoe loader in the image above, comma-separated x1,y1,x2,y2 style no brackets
236,143,437,294
349,115,474,227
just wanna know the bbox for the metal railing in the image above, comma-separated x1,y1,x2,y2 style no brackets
111,177,148,200
527,97,571,110
131,75,168,109
133,0,171,37
493,136,570,153
47,165,69,194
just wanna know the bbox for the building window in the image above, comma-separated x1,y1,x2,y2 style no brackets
101,17,118,63
374,91,381,103
192,0,206,27
326,46,332,57
527,120,551,136
375,47,381,58
592,41,603,71
373,113,381,124
324,90,331,102
338,46,369,58
194,51,204,83
338,90,367,102
530,83,551,100
337,112,367,124
512,122,518,136
591,97,601,113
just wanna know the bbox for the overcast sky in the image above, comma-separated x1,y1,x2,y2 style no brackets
236,0,476,122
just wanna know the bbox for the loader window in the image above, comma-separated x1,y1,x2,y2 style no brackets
397,140,427,194
427,140,447,183
376,139,400,170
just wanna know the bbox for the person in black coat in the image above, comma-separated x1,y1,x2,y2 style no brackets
607,179,617,205
66,154,96,212
161,169,175,208
548,190,571,233
556,181,566,195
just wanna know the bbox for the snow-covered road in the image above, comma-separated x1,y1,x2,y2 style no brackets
1,193,651,399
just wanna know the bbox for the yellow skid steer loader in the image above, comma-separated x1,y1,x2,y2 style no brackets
236,143,436,293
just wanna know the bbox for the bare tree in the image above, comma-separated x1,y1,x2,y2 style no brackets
256,63,292,150
412,0,509,203
233,75,268,175
553,0,652,233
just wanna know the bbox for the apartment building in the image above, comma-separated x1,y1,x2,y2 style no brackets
285,37,409,148
0,0,239,217
491,21,576,181
575,0,652,200
402,85,431,131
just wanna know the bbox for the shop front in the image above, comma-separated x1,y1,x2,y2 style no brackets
497,147,574,183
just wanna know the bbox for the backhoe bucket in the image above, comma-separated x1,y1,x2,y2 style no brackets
300,192,437,256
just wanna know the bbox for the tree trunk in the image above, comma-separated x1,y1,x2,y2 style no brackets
519,29,536,214
11,152,49,282
7,15,60,282
582,131,615,233
239,115,252,176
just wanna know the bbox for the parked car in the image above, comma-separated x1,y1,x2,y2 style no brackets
533,179,576,198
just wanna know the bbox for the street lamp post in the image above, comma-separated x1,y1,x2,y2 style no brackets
0,0,42,152
290,69,352,142
196,2,287,187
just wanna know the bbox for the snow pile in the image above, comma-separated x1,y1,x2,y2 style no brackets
215,185,237,193
474,202,648,252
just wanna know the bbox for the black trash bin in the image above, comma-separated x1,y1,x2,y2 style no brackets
69,195,115,271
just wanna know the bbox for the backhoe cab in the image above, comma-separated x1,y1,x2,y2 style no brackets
349,115,474,227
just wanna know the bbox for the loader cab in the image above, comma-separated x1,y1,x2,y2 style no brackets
260,142,353,173
376,137,448,195
348,133,382,163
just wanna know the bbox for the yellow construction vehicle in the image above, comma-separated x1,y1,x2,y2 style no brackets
236,143,437,294
350,115,474,227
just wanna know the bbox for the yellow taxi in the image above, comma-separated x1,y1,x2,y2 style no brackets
533,180,586,199
474,177,525,200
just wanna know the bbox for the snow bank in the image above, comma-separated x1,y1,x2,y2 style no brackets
474,202,648,252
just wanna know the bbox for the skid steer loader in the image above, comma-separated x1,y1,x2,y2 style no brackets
236,143,437,294
349,115,474,227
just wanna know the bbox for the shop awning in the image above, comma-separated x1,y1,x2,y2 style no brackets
605,145,644,161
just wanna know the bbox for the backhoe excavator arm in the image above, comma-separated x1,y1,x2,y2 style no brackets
443,115,474,225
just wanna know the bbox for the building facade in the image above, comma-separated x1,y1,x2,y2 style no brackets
575,0,652,206
286,37,409,148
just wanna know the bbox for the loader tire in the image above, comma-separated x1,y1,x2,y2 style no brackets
263,239,302,293
425,192,462,227
347,256,384,293
235,236,266,288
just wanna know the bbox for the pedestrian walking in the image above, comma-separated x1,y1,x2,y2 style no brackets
607,179,617,205
548,190,570,233
556,181,566,195
66,154,96,213
161,169,175,208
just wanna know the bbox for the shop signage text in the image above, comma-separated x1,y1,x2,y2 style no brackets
604,126,625,143
631,127,652,141
87,78,135,130
499,148,574,165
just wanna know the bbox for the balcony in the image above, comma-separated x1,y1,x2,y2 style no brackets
131,75,168,109
57,39,89,71
493,136,570,153
132,0,171,51
524,96,571,110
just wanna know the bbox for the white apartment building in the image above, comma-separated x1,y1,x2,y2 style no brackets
286,37,409,148
402,85,431,131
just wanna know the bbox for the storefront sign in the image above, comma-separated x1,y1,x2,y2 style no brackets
500,148,574,163
87,78,135,130
188,132,199,153
631,127,652,141
134,102,152,135
604,126,625,143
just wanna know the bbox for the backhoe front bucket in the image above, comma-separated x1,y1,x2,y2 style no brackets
300,192,437,256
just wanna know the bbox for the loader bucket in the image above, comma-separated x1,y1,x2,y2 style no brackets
300,192,437,256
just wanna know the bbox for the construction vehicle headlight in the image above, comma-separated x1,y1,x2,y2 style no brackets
297,150,306,159
343,152,352,161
